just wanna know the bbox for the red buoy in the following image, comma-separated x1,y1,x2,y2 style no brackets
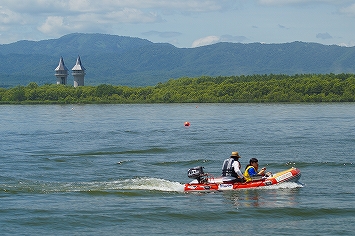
184,121,190,127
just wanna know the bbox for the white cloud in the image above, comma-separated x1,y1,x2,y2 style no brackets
105,8,160,23
340,3,355,16
258,0,352,6
37,13,126,36
0,0,67,14
73,8,161,24
0,6,25,25
3,0,224,39
192,36,220,47
192,34,248,47
1,0,233,15
339,41,355,47
36,6,162,37
82,0,230,12
38,16,70,34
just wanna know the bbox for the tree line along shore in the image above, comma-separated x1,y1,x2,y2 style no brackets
1,73,355,104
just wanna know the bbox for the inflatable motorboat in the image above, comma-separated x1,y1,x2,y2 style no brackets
184,166,301,192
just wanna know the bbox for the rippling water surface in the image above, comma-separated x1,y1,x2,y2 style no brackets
1,104,354,235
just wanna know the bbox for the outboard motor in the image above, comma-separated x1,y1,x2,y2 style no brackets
187,166,207,183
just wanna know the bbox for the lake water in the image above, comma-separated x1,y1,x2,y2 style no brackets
1,103,354,235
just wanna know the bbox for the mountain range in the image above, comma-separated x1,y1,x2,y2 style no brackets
1,33,355,87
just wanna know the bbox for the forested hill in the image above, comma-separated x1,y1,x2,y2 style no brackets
1,33,355,87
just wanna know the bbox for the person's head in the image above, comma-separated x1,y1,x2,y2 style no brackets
230,151,241,159
249,158,259,168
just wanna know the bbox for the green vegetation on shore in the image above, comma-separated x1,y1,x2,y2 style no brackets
1,73,355,104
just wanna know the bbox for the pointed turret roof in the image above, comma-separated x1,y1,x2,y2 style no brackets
55,56,68,71
72,56,85,71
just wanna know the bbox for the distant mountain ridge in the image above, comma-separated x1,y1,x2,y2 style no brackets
0,33,153,56
1,33,355,87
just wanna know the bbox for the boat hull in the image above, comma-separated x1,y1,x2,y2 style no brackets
184,167,301,192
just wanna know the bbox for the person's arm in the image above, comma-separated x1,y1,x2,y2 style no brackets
233,163,244,178
258,167,266,175
235,169,244,178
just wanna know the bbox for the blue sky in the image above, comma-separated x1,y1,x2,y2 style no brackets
0,0,354,48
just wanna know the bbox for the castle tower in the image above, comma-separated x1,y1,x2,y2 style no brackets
72,56,86,87
54,56,68,85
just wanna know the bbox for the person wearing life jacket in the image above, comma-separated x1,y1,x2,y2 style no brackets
244,158,267,182
221,151,245,182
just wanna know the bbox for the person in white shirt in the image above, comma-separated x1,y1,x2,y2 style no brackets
221,151,245,182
